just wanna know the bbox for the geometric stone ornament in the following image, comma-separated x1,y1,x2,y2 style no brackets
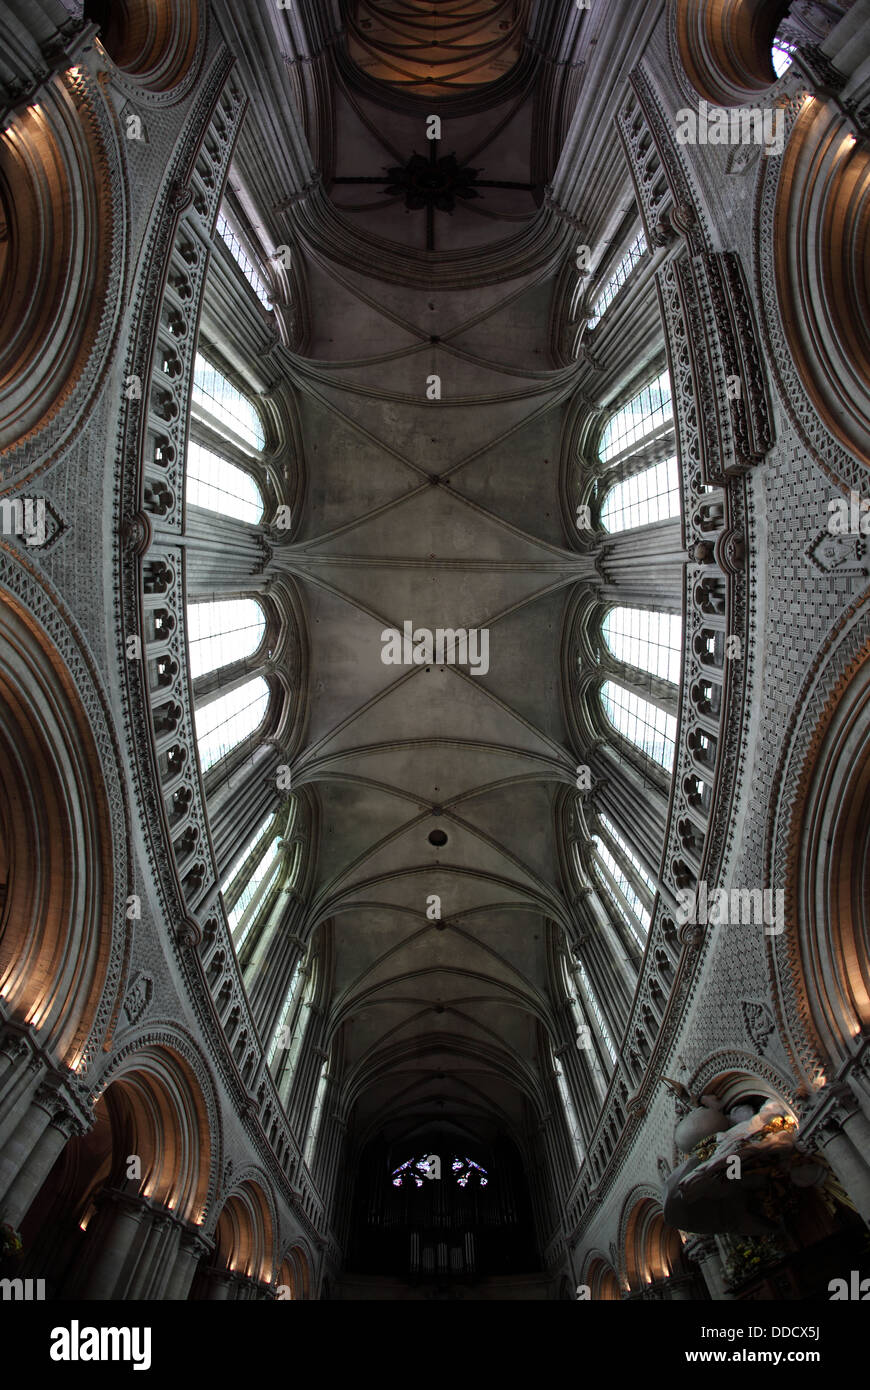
808,530,867,576
741,999,777,1053
121,973,153,1028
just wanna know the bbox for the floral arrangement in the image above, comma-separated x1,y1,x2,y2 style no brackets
0,1224,22,1259
724,1235,783,1286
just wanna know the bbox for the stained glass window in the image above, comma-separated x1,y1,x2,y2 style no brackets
187,599,266,679
601,680,676,770
193,352,265,451
185,440,264,523
599,370,672,464
390,1155,489,1187
600,457,680,532
602,607,682,684
452,1157,488,1188
194,676,270,773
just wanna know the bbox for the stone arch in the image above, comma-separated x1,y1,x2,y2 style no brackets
688,1054,798,1113
0,70,122,464
96,1037,216,1223
781,624,870,1072
674,0,791,107
773,97,870,471
210,1176,276,1285
581,1251,621,1300
623,1191,686,1290
0,590,118,1068
84,0,201,93
276,1241,312,1300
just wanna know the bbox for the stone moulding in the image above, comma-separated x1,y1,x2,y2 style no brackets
113,43,327,1242
563,63,764,1244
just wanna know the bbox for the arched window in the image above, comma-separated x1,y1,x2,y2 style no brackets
593,812,656,945
185,439,264,523
229,836,282,948
560,954,611,1095
572,956,617,1065
771,34,795,78
193,352,265,451
552,1046,585,1164
194,676,270,773
304,1054,329,1166
587,230,647,330
600,680,676,771
187,599,266,679
276,947,317,1095
599,370,672,465
220,812,282,946
269,956,304,1067
602,607,682,685
600,457,680,532
216,208,273,308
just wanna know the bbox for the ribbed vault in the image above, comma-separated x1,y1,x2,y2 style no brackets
272,51,592,1165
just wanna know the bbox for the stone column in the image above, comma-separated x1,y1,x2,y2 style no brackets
164,1229,212,1300
200,1265,234,1299
125,1207,181,1301
684,1234,733,1300
0,1080,88,1225
813,1120,870,1228
0,1030,37,1113
666,1272,697,1300
77,1189,154,1300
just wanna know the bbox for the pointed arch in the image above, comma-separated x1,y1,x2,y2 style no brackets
192,351,265,452
602,606,683,684
187,598,267,680
600,680,677,771
599,370,672,465
600,456,680,532
194,675,270,773
185,439,264,523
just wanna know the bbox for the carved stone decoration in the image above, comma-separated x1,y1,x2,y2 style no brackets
741,1000,776,1054
121,510,154,557
808,530,867,577
670,252,773,484
122,973,153,1028
715,527,746,575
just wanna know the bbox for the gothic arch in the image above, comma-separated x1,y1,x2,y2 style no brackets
687,1057,798,1114
97,1032,219,1223
343,0,533,102
0,69,123,464
210,1175,277,1285
84,0,202,94
776,617,870,1075
674,0,790,107
276,1241,312,1299
773,96,870,469
0,589,119,1069
622,1190,685,1290
581,1251,621,1300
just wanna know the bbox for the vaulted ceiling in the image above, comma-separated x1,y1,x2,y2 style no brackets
270,6,594,1158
